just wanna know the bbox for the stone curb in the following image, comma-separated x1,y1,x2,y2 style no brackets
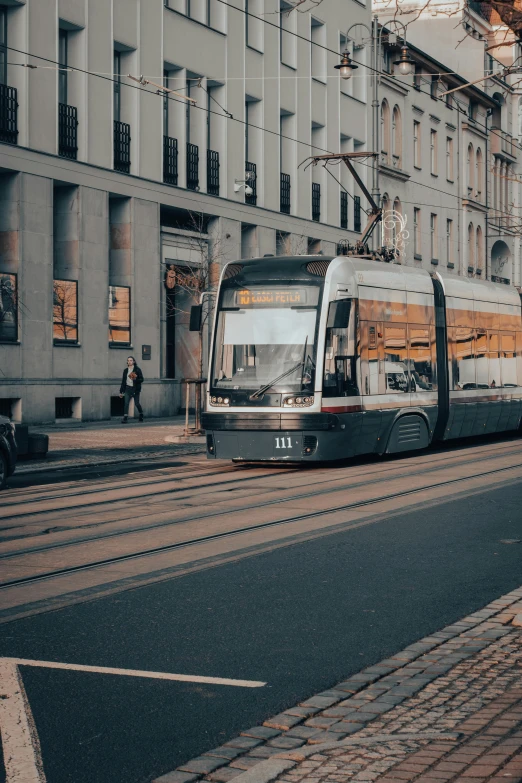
152,586,522,783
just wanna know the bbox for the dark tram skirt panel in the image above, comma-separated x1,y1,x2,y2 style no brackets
202,408,439,462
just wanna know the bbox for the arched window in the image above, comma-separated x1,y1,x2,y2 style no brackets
468,222,474,272
382,193,391,246
476,148,483,200
467,143,474,195
392,106,402,167
381,100,390,162
476,225,483,273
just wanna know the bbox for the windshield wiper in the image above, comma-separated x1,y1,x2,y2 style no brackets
249,337,309,401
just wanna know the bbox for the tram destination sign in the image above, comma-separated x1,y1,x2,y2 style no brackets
234,287,316,307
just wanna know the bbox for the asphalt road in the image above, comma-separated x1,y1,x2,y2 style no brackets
0,464,521,783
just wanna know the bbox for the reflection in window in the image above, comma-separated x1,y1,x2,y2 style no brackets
409,327,435,391
500,332,516,387
476,331,488,388
489,333,500,388
0,272,17,342
109,285,131,344
454,327,475,389
323,301,357,397
53,279,78,343
384,326,408,393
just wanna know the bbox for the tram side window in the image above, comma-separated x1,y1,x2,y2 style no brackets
489,333,500,389
452,327,475,390
323,300,358,397
409,327,435,391
500,332,517,387
384,326,408,393
476,331,488,388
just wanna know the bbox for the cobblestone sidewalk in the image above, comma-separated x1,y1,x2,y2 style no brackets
16,417,205,474
154,590,522,783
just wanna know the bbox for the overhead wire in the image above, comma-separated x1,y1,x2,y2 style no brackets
4,29,522,228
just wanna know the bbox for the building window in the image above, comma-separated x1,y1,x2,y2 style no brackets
354,195,361,232
476,225,483,273
430,129,437,175
392,106,401,167
0,272,17,342
414,208,420,257
280,0,296,67
381,100,390,163
53,279,78,343
446,91,453,110
109,285,131,345
0,5,6,86
476,147,483,200
413,66,421,91
113,50,121,123
446,136,453,181
468,101,478,121
310,18,326,82
430,213,438,260
468,222,474,272
430,75,438,100
413,120,421,168
58,29,68,105
446,219,453,265
246,0,263,51
467,143,474,195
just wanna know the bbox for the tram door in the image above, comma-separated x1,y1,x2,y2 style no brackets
362,322,384,396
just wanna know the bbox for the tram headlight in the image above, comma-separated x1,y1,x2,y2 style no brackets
210,395,230,407
283,396,314,407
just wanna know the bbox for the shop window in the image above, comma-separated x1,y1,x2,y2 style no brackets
53,279,78,343
0,272,17,342
109,285,131,345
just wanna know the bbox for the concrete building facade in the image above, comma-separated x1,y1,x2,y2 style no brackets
0,0,371,423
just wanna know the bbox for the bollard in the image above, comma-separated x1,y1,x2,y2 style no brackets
181,378,207,436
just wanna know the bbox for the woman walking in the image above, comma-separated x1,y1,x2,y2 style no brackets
120,356,144,423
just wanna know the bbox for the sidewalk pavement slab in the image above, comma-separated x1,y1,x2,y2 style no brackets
153,588,522,783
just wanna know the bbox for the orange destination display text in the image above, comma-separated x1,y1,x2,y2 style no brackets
235,289,303,306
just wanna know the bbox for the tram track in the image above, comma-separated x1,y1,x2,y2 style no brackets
0,440,520,561
3,436,521,526
1,457,521,592
1,441,521,561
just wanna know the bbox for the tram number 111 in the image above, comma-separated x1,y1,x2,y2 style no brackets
275,437,293,449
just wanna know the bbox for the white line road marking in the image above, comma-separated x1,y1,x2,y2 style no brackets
0,659,46,783
7,658,266,688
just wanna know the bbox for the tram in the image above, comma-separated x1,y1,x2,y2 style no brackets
200,255,522,462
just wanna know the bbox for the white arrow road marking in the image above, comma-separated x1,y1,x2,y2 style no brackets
0,659,46,783
7,657,267,687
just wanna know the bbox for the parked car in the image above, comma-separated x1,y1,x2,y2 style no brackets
0,415,17,489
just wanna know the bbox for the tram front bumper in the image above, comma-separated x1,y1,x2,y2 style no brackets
202,411,340,462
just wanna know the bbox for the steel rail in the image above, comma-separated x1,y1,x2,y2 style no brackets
1,445,521,561
1,459,520,591
3,436,520,517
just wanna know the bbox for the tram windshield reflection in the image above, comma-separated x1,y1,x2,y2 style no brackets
212,286,320,391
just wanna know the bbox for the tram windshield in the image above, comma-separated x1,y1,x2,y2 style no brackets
211,285,320,392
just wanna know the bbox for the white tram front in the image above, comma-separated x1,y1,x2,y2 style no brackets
201,255,522,462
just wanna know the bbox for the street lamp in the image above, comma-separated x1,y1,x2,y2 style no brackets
334,51,359,80
334,19,415,240
394,44,415,76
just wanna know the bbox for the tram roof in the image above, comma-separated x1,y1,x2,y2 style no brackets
434,271,521,308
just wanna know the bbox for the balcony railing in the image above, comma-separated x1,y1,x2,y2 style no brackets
114,121,131,173
0,84,18,144
280,173,291,214
312,183,321,222
207,149,220,195
245,161,257,205
187,142,199,190
340,191,348,229
164,136,178,185
58,103,78,159
354,195,362,233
